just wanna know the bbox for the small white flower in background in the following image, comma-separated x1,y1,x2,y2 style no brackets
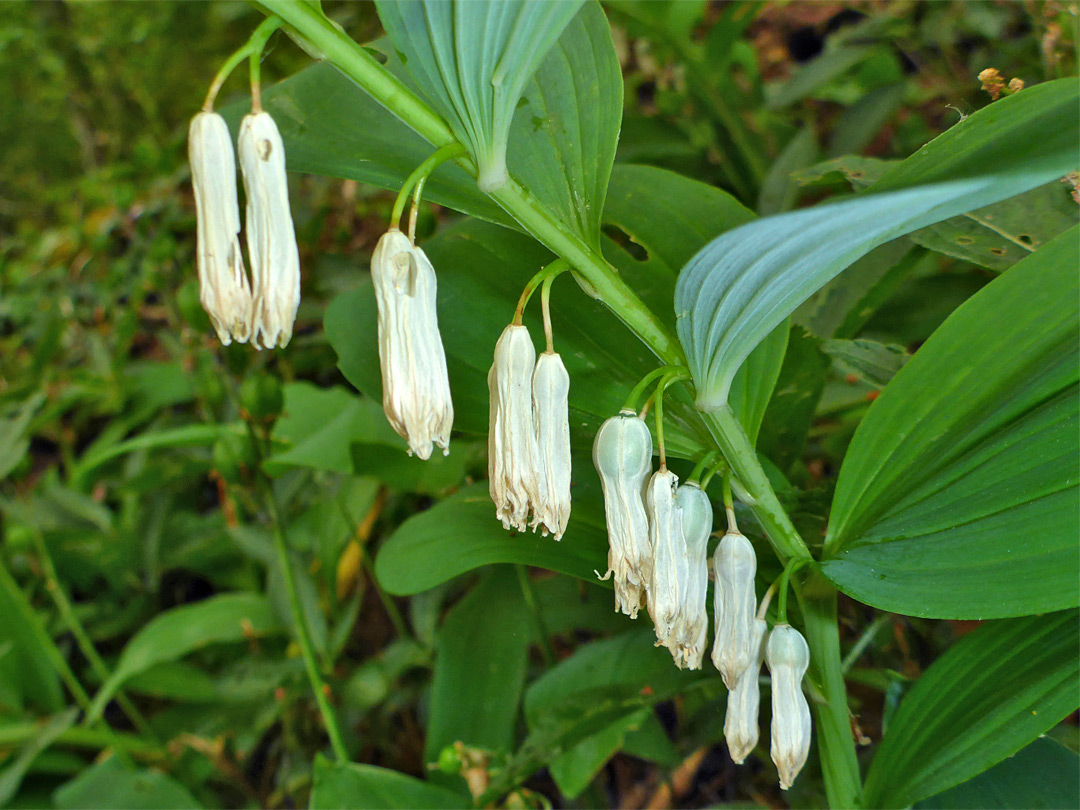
668,482,712,669
188,111,253,345
531,352,571,539
488,324,541,532
724,617,767,764
712,530,759,689
767,624,812,790
646,468,686,646
371,229,454,460
238,111,300,350
593,410,653,617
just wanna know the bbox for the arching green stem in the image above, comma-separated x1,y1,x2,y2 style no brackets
721,470,739,533
513,259,568,325
653,369,691,468
776,556,812,624
390,142,470,232
623,366,687,412
687,450,719,484
203,16,283,111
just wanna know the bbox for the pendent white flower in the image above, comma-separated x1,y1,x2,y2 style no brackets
712,530,758,688
767,624,812,790
668,482,712,669
371,229,454,460
646,468,686,647
238,111,300,350
189,111,253,345
488,324,541,532
531,351,571,539
724,617,767,764
593,410,653,617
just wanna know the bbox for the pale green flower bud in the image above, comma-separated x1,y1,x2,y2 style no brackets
712,531,758,688
767,624,812,790
531,351,571,540
488,324,541,532
371,229,454,460
593,410,652,617
188,111,253,345
667,482,712,669
238,111,300,350
724,617,767,764
646,468,687,645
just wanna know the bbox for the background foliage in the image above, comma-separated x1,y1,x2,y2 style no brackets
0,2,1077,809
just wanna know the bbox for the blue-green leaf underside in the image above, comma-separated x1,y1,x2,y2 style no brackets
822,227,1079,619
674,78,1079,409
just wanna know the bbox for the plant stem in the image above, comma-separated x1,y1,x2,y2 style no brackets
687,450,719,484
390,142,469,231
0,722,164,759
515,565,554,667
0,562,92,712
262,478,350,762
258,0,684,367
30,529,154,737
841,613,891,674
513,259,567,325
204,15,283,111
801,574,863,808
700,406,810,562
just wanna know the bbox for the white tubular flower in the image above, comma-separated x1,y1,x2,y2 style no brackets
669,482,712,669
712,530,759,689
371,229,454,460
488,324,540,532
531,351,571,540
593,410,653,617
767,624,812,790
646,468,686,646
238,111,300,350
188,111,253,345
724,617,767,764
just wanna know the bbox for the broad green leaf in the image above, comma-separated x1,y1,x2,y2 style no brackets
862,611,1080,809
53,754,204,810
675,78,1079,410
757,127,819,215
266,382,469,493
74,423,236,478
87,593,283,722
374,0,584,192
798,155,1079,271
507,1,622,248
375,481,608,595
311,756,466,810
822,228,1079,618
523,630,693,798
425,568,529,764
828,83,906,158
914,737,1079,810
0,709,76,806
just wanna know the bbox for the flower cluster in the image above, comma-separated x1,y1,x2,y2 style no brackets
488,323,571,539
592,407,812,788
189,110,300,349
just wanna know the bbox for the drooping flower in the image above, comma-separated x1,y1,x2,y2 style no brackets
531,351,571,539
724,617,767,764
668,481,712,669
712,530,758,688
238,111,300,349
188,111,253,345
488,324,541,531
593,410,653,617
646,468,687,646
371,229,454,459
767,624,812,790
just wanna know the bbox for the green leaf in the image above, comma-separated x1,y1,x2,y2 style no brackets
87,593,283,722
375,482,608,595
0,392,45,479
0,709,77,806
425,568,529,763
820,338,909,388
757,127,819,215
914,737,1079,810
0,564,63,712
675,78,1079,410
507,1,622,248
822,228,1079,618
374,0,585,192
53,754,204,810
862,611,1080,809
311,755,467,809
523,629,693,798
